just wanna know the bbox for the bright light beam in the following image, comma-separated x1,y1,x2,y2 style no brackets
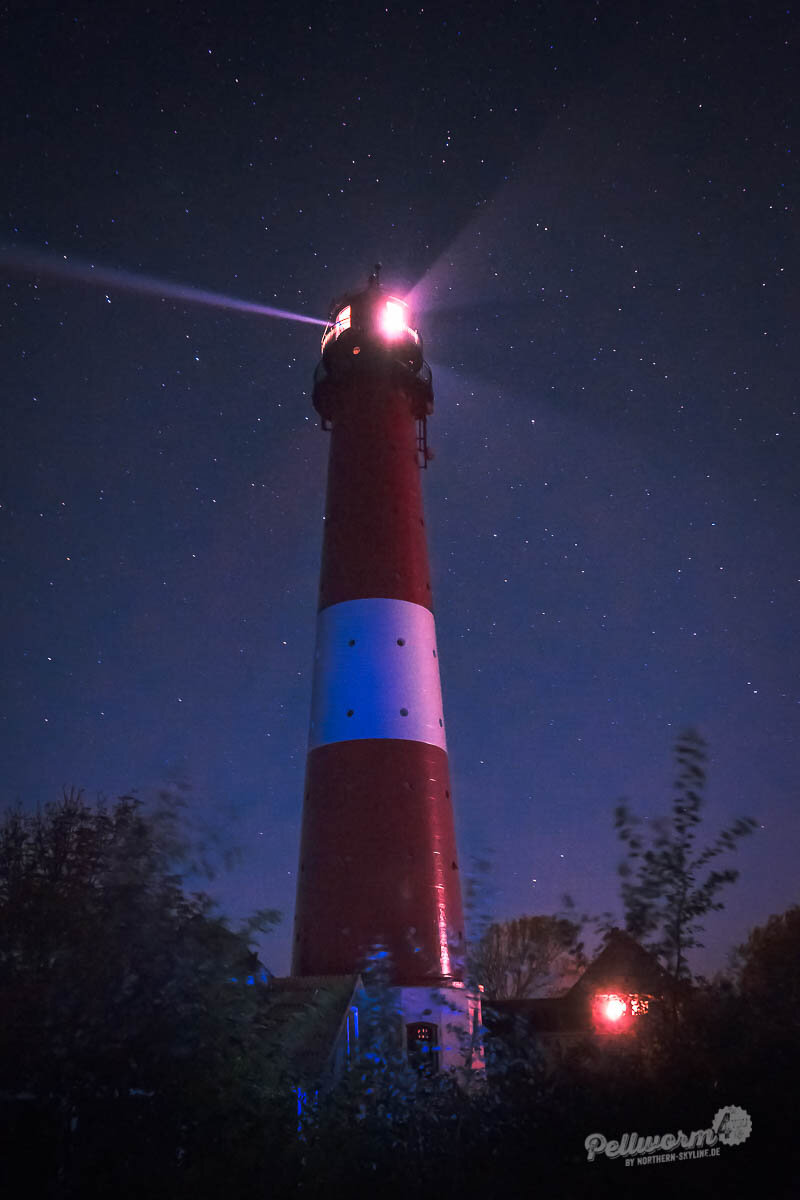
0,248,327,326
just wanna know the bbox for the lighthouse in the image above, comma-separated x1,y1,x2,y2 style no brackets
291,270,481,1071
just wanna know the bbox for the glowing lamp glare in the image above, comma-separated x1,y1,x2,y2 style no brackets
604,996,627,1022
381,300,407,338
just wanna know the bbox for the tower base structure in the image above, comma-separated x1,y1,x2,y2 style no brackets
395,982,484,1077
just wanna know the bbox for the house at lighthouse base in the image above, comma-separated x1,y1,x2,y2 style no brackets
261,973,484,1091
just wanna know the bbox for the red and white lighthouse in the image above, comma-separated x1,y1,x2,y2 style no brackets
292,270,481,1069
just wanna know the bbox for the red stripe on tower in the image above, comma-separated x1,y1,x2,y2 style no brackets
292,270,465,986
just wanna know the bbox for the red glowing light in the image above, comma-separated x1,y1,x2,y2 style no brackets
603,995,627,1022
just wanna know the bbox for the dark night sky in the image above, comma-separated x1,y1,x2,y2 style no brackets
2,1,796,976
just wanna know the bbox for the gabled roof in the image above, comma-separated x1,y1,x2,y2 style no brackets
566,928,676,1001
260,974,363,1082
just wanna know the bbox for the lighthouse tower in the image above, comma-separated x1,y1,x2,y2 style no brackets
292,269,481,1072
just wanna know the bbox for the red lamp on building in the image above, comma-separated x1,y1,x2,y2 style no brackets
592,990,652,1033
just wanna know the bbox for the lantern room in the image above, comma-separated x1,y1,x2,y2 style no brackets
318,269,424,375
312,268,434,451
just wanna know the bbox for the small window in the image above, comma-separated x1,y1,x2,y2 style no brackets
321,304,352,354
335,305,351,332
407,1021,439,1075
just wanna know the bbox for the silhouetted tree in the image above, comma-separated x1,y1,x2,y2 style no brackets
0,789,288,1198
614,729,757,983
471,914,585,1000
737,904,800,1031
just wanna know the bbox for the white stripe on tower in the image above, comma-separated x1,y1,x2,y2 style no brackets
308,597,447,751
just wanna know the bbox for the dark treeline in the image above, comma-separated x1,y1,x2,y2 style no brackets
0,790,796,1198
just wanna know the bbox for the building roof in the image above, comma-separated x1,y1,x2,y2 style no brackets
565,928,677,1001
484,995,586,1035
260,974,362,1082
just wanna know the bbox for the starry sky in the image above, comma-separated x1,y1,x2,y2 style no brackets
2,1,796,977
